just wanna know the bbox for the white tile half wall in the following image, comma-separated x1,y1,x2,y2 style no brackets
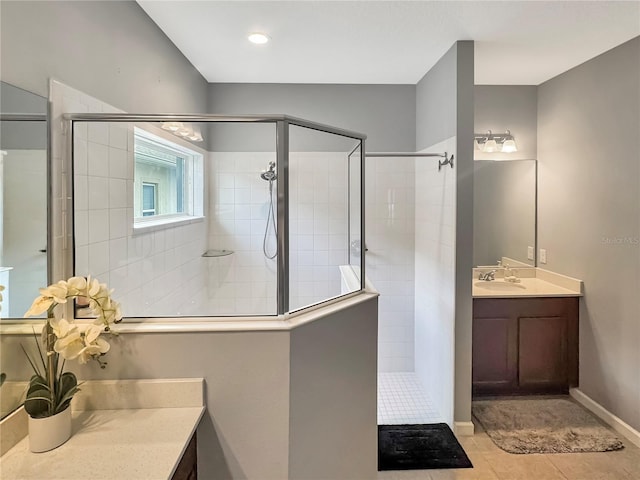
366,157,416,372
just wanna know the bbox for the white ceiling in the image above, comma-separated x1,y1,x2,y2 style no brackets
137,1,640,85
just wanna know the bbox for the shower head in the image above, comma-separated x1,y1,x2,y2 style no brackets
260,161,277,181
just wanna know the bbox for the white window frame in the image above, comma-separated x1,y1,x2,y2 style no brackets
133,127,204,233
141,182,158,217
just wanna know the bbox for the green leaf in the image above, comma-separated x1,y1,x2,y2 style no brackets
56,372,78,405
20,344,42,378
24,388,52,417
55,385,80,414
27,375,48,393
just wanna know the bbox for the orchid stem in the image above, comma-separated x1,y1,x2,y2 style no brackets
46,306,56,416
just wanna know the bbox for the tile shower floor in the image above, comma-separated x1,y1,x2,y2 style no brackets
378,372,444,425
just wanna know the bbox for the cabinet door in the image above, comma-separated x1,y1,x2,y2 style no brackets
472,316,518,394
518,316,568,392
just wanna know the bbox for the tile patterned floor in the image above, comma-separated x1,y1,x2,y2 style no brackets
378,372,444,425
377,411,640,480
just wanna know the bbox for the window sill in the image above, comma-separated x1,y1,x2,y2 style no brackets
133,215,204,235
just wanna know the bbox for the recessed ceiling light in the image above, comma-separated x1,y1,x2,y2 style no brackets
248,33,270,45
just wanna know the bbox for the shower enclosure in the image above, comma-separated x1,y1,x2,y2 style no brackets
65,114,365,318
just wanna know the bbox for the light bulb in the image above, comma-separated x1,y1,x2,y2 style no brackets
176,126,192,137
483,139,499,153
248,33,270,44
501,139,518,153
162,122,183,132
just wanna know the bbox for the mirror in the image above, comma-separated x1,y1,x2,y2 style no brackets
473,159,536,268
0,81,49,419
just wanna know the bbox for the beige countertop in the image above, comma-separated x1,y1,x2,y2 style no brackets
0,407,204,480
472,268,583,298
0,378,205,480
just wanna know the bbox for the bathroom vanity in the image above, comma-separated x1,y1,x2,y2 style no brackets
472,269,582,396
0,379,204,479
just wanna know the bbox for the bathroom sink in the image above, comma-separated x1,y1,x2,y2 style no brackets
474,281,527,291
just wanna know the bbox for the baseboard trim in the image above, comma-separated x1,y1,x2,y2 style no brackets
454,421,475,437
570,388,640,448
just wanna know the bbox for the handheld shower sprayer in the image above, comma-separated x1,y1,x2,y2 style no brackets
261,161,277,259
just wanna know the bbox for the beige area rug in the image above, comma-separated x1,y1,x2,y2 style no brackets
472,398,624,454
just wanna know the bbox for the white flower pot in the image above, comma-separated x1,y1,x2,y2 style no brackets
28,407,72,453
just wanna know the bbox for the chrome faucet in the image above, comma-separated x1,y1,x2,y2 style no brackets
478,270,496,281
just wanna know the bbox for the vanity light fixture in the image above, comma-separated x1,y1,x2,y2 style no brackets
474,130,518,153
160,122,203,142
161,122,184,132
248,32,270,44
187,126,203,142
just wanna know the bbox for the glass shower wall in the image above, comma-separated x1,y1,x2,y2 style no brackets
70,115,364,319
288,125,361,311
72,120,211,317
207,123,278,315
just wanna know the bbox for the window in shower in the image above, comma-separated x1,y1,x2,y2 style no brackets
141,182,157,216
133,127,203,228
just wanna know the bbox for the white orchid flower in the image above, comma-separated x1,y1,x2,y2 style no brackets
87,277,101,297
50,318,76,339
66,276,88,296
24,295,54,317
39,281,69,304
53,325,83,360
76,325,110,364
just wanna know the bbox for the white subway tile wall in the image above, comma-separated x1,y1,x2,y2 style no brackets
207,152,278,315
207,151,350,315
366,157,416,372
74,118,209,316
289,152,349,311
414,136,457,426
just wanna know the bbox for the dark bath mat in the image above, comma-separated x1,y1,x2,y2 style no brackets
378,423,473,471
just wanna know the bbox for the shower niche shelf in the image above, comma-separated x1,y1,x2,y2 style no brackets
202,249,234,257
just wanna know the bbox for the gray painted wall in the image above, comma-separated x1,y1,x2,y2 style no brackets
453,41,475,430
415,45,457,151
0,82,47,150
0,1,208,114
289,298,378,479
208,83,416,152
414,41,475,429
538,36,640,431
474,85,538,161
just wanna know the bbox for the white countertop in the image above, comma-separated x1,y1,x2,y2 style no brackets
0,379,205,480
0,407,204,480
472,268,583,298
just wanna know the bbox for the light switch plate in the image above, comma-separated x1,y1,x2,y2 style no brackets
527,246,534,261
540,248,547,264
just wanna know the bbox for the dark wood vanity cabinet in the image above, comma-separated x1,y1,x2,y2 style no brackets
172,433,197,480
472,297,578,396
